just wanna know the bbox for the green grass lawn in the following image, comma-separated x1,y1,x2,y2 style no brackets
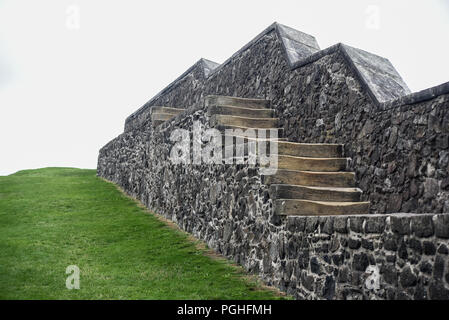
0,167,286,300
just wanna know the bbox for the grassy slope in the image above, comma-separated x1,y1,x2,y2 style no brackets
0,168,285,300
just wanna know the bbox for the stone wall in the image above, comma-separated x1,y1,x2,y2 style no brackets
97,23,449,299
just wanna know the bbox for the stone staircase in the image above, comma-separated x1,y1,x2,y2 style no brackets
151,106,183,126
206,95,370,217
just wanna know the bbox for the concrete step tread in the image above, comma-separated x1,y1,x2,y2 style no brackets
205,95,270,109
270,184,362,202
216,124,283,131
263,169,356,188
227,140,344,158
151,112,177,119
279,141,343,148
151,107,184,114
223,135,288,141
278,155,349,161
212,115,279,129
213,114,279,121
265,169,355,176
277,155,348,172
275,199,370,216
208,104,275,112
277,199,370,206
272,184,362,193
216,125,283,138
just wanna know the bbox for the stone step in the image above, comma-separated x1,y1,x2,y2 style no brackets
219,138,343,158
205,95,270,109
223,135,288,143
211,115,279,129
215,125,284,138
151,112,178,126
278,155,348,172
274,199,370,216
151,113,176,122
221,137,287,157
278,142,343,158
207,105,275,118
151,106,184,115
263,169,355,188
270,184,362,202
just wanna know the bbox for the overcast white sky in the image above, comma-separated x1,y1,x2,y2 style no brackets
0,0,448,176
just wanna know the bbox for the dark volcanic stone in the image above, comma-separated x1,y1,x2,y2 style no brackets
387,194,403,213
332,253,344,266
423,178,439,199
423,241,437,255
349,217,364,233
433,255,445,280
297,250,309,269
411,215,434,238
414,285,428,300
384,236,398,251
420,261,433,275
323,276,335,300
409,238,423,254
386,254,397,263
382,265,398,285
362,239,374,250
333,217,348,234
322,217,334,235
348,238,361,249
338,267,350,283
434,215,449,239
429,281,449,300
301,272,314,291
400,266,417,287
398,240,408,260
437,244,449,255
365,217,386,233
391,216,411,235
352,253,369,271
310,257,320,274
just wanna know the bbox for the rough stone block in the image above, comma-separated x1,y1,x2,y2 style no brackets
333,217,348,234
365,216,386,233
434,215,449,239
412,215,434,238
391,216,411,235
349,216,365,233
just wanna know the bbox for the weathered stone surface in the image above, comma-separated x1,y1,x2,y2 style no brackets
433,256,445,280
429,281,449,300
349,217,364,233
398,240,409,260
348,238,361,249
352,253,369,271
423,241,437,255
420,261,433,275
412,215,434,238
434,215,449,239
391,216,411,235
409,239,423,255
334,217,348,234
362,239,374,250
438,244,449,255
365,216,386,234
384,235,398,251
399,266,417,287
